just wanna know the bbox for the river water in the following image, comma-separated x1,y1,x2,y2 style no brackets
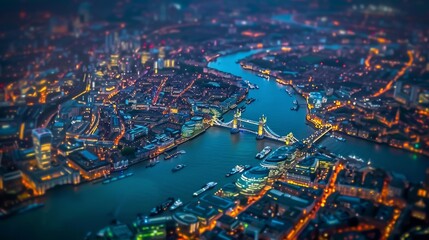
1,50,428,240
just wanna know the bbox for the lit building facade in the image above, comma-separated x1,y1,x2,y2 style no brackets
173,212,200,238
125,125,148,141
181,121,196,137
190,116,204,130
236,166,269,196
141,51,150,64
0,170,23,194
66,150,110,180
286,156,320,187
335,168,384,202
32,128,53,170
22,166,80,196
260,146,296,178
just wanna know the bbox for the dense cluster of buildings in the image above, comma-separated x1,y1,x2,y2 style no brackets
0,0,254,211
240,30,429,156
0,0,428,238
90,144,429,240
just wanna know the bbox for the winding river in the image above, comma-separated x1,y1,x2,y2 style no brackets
1,50,428,240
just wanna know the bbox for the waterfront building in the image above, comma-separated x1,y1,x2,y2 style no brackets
155,135,175,152
32,128,53,170
135,144,158,160
236,166,269,196
193,103,222,116
134,215,175,240
21,165,80,195
260,146,296,178
97,222,133,240
0,170,23,194
173,212,200,237
181,121,196,137
190,116,204,130
111,153,129,171
66,150,110,180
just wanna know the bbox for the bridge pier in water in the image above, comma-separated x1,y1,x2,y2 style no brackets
256,115,267,140
230,109,241,134
215,112,298,145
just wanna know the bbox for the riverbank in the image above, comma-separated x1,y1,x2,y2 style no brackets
3,46,429,240
237,57,429,158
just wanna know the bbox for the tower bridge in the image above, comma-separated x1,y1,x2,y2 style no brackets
211,110,332,146
212,110,299,145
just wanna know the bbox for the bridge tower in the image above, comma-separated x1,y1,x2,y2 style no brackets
231,109,241,134
210,115,217,126
285,132,294,145
256,114,267,140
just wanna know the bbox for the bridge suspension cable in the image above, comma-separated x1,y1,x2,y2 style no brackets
212,115,299,144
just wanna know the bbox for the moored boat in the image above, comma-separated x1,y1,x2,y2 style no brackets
256,146,272,159
172,164,186,172
193,182,217,197
150,197,175,216
170,199,183,211
348,155,365,162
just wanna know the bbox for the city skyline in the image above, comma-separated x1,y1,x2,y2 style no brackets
0,0,428,239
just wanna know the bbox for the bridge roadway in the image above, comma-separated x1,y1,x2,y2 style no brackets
212,117,331,145
302,125,333,145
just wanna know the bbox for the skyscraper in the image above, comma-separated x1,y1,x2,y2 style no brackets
158,47,165,59
141,51,150,65
32,128,53,170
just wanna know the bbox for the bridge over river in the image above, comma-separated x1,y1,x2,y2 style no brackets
212,109,332,146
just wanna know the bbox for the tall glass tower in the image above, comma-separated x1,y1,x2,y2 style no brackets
32,128,53,170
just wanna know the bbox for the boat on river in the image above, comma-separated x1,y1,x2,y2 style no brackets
172,164,186,172
348,155,365,162
102,172,133,184
164,150,186,160
193,182,217,197
150,197,175,216
256,146,272,159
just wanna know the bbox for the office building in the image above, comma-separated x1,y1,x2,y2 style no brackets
32,128,53,170
236,166,269,196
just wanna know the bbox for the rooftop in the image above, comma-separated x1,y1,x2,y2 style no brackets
31,128,53,137
68,150,109,171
